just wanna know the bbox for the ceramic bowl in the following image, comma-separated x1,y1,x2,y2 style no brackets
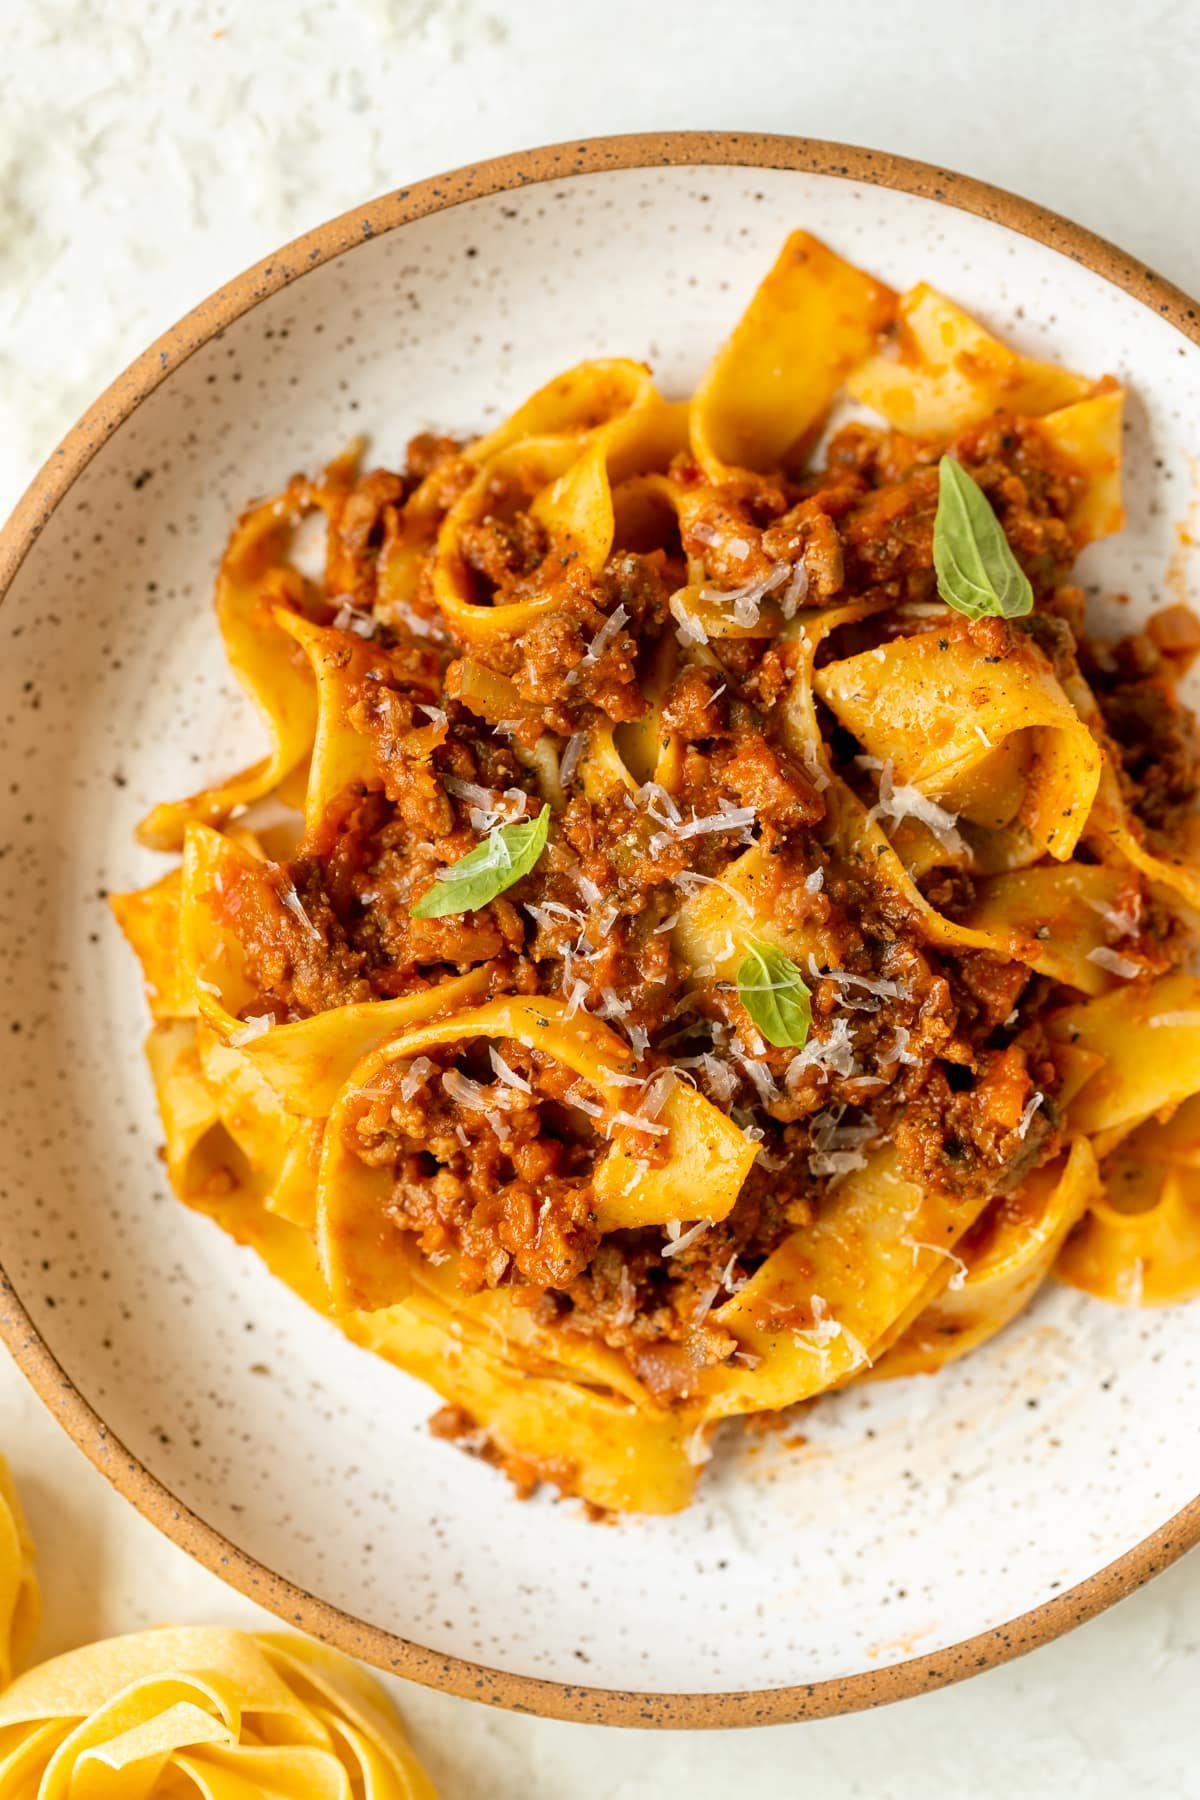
3,134,1200,1728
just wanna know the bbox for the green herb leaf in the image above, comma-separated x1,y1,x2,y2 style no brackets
933,456,1034,622
410,805,550,919
736,938,812,1049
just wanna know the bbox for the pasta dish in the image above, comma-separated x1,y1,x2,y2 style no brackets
113,232,1200,1514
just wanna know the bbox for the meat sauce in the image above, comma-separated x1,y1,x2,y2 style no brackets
207,417,1200,1403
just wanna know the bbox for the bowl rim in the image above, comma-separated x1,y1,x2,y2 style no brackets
3,128,1199,1730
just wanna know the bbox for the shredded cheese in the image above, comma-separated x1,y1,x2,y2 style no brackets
489,1047,532,1094
1016,1091,1045,1139
582,604,630,666
563,1081,603,1118
661,1219,712,1258
698,562,789,629
1086,946,1142,979
276,879,323,942
399,1055,436,1102
860,756,966,856
669,594,708,645
229,1013,274,1047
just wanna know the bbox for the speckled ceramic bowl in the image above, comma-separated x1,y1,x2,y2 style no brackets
3,134,1200,1728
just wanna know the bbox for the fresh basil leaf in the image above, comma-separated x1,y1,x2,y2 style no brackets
411,805,550,919
736,938,812,1049
933,455,1033,622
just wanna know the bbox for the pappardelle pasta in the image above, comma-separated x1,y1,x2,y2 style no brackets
114,232,1200,1514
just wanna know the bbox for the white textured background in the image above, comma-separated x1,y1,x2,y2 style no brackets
4,1,1200,1793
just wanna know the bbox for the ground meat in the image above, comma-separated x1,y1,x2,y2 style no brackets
1093,659,1200,833
893,1044,1059,1202
194,404,1196,1402
351,1042,604,1291
460,511,549,588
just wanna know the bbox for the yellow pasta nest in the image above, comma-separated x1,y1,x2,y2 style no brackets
0,1457,434,1796
0,1626,435,1797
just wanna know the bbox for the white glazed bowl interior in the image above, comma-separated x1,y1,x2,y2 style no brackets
3,153,1199,1709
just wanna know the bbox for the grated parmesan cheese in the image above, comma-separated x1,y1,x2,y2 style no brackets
390,598,444,641
573,871,604,907
332,600,378,638
640,781,683,828
792,1294,872,1367
598,1065,642,1088
1086,946,1142,979
879,1026,919,1067
399,1055,436,1102
442,1069,491,1111
564,978,591,1018
662,1219,712,1258
559,730,587,787
612,1263,638,1326
860,756,966,856
563,1081,604,1119
683,1421,714,1467
785,1015,860,1084
738,1055,780,1105
489,1047,532,1094
698,562,789,629
1016,1091,1044,1139
1083,895,1142,937
229,1013,274,1047
907,1239,970,1290
670,594,709,645
444,775,528,834
611,1109,669,1137
674,869,755,915
809,1147,869,1179
720,1254,747,1294
276,879,323,942
484,1107,513,1144
780,561,809,619
691,1282,722,1325
581,603,630,666
807,957,909,1002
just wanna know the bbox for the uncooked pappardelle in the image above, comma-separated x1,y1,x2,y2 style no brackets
114,232,1200,1514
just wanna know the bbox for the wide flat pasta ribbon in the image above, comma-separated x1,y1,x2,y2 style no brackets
1058,1106,1200,1306
271,611,443,837
136,492,320,852
691,230,896,481
348,1303,699,1515
466,356,662,464
845,281,1093,437
874,1139,1100,1376
696,1145,996,1418
771,607,1124,988
1028,387,1126,547
109,871,192,1022
1051,970,1200,1143
433,402,687,645
813,626,1102,859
